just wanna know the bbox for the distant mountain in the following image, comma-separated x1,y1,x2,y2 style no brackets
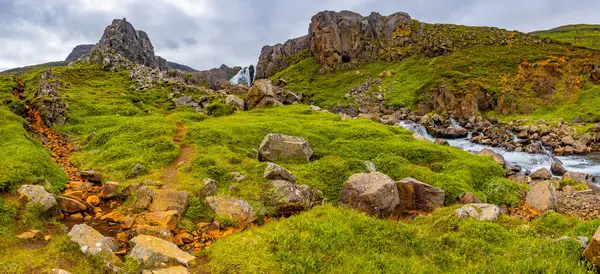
167,61,198,72
531,24,600,50
0,61,66,74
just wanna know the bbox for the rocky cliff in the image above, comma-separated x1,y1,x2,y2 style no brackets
256,35,310,79
65,44,94,62
191,64,241,89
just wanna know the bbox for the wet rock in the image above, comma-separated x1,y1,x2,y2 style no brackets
137,210,180,230
434,138,449,146
205,196,257,226
17,185,57,211
363,161,377,172
120,216,135,229
430,127,468,139
57,195,88,213
258,133,313,162
573,141,588,154
396,178,445,211
100,211,125,223
477,149,506,167
99,182,120,199
455,203,501,221
142,266,190,274
203,178,218,196
129,235,196,267
225,95,245,111
525,181,556,212
264,162,296,182
530,168,552,180
551,161,567,176
341,172,399,216
584,226,600,267
127,225,173,242
271,180,321,213
459,193,482,204
148,189,189,217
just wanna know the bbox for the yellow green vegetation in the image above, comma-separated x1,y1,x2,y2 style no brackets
532,24,600,50
206,205,596,273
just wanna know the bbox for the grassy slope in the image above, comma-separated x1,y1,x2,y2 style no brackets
272,33,600,122
532,24,600,51
206,205,595,273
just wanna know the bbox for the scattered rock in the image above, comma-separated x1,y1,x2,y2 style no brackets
16,229,41,240
17,185,57,211
459,193,482,204
530,168,552,180
67,224,120,262
86,195,100,206
137,210,180,230
229,172,247,182
584,226,600,267
100,211,125,223
225,95,245,111
142,266,190,274
434,138,449,146
477,149,506,167
129,235,196,267
551,161,567,176
127,225,173,242
148,189,189,217
57,195,88,213
271,180,320,213
455,203,501,221
363,160,377,172
205,196,257,226
134,186,155,210
258,133,313,162
561,135,575,146
396,178,445,211
558,236,589,249
264,162,296,182
80,170,102,184
341,172,399,216
120,216,135,229
203,178,218,196
525,181,556,213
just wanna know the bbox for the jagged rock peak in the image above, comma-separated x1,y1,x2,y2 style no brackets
65,44,94,62
256,35,310,79
83,18,167,71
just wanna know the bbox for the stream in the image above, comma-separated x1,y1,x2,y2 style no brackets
399,121,600,179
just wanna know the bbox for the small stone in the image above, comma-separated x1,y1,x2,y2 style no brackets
57,195,87,213
100,182,120,199
477,149,506,167
530,168,552,180
229,172,247,182
44,235,52,241
136,210,180,230
264,162,296,182
120,216,135,229
341,172,399,216
100,211,125,223
363,161,377,173
203,178,218,196
86,195,100,206
551,161,567,176
455,203,501,221
16,229,41,240
434,138,449,146
459,193,481,204
258,133,313,162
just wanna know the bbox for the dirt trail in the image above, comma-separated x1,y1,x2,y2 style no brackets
161,122,193,189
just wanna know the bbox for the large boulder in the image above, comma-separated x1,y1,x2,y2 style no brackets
225,95,245,111
584,226,600,267
245,80,283,110
57,195,88,213
525,181,556,213
477,149,506,167
530,168,552,180
455,203,501,221
551,161,567,176
271,180,321,213
341,172,400,216
258,133,313,162
205,196,257,226
17,185,57,211
430,127,468,139
129,235,196,267
67,224,122,270
264,162,296,182
396,178,445,211
147,189,189,217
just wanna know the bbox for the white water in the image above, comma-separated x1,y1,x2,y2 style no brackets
399,121,600,177
229,67,251,86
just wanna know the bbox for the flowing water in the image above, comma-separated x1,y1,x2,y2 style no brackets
229,67,251,86
399,120,600,178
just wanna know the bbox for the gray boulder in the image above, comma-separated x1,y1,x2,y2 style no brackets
525,181,556,212
455,203,501,221
530,168,552,180
17,185,57,211
551,161,567,176
129,235,196,267
341,172,400,216
225,95,245,111
205,196,256,226
264,162,296,182
258,133,313,162
271,180,321,213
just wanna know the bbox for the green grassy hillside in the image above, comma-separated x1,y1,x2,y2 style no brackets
532,24,600,50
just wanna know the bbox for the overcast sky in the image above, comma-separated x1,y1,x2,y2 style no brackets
1,0,599,72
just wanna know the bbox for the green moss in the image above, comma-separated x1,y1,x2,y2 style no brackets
206,205,594,273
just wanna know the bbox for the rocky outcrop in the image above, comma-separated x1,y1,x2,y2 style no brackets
256,35,310,79
17,185,57,211
33,71,67,126
309,11,412,72
81,18,166,71
341,172,399,216
191,64,241,90
65,44,94,62
258,133,313,162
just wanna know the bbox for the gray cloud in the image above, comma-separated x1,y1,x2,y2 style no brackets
1,0,599,72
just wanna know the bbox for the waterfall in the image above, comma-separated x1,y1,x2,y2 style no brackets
229,67,251,87
507,131,520,142
450,118,462,129
399,121,435,141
